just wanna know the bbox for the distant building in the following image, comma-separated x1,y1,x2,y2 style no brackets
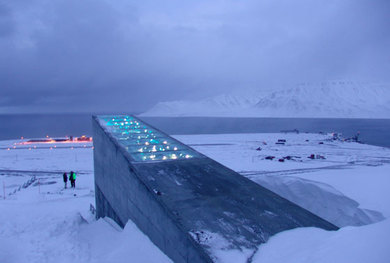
93,115,338,263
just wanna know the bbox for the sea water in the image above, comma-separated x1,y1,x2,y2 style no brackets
0,114,389,148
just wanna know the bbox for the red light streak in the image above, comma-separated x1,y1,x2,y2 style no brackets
17,136,93,145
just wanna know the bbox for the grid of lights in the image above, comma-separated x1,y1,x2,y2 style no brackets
98,115,200,162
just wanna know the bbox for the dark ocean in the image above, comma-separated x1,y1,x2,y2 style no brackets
0,114,389,148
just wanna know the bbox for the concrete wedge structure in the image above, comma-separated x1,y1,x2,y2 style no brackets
92,115,338,263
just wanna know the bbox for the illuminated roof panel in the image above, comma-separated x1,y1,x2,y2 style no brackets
97,115,201,162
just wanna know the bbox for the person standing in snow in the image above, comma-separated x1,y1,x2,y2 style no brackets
69,171,76,188
63,172,68,189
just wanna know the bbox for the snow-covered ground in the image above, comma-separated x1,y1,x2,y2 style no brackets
0,133,389,262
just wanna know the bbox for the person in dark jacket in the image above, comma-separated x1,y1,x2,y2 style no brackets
69,171,76,188
63,172,68,189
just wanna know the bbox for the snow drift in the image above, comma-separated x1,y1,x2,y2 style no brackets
253,175,384,228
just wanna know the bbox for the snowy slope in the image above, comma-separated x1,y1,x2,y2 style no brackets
141,92,264,117
141,81,390,118
253,219,390,263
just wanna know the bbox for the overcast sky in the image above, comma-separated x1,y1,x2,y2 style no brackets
0,0,389,113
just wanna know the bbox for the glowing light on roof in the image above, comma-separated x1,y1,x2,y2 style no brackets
97,115,201,162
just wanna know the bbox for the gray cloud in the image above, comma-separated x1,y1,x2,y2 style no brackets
0,2,15,37
0,0,389,113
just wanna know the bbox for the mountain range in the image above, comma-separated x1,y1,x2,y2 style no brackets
140,81,390,118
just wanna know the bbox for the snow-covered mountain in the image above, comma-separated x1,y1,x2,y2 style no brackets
141,81,390,118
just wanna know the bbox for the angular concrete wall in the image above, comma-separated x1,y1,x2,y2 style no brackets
93,115,338,263
93,116,212,263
